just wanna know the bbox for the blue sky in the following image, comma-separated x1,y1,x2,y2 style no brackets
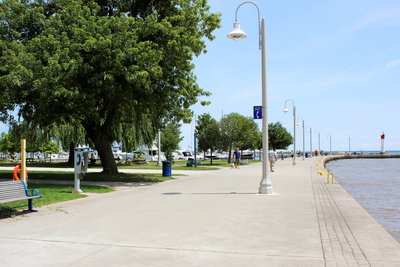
180,0,400,152
1,0,399,152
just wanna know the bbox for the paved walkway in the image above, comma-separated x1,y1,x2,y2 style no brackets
1,158,400,266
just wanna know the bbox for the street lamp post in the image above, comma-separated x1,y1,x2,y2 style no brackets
296,119,305,160
348,136,351,154
318,132,320,155
283,99,296,165
306,126,312,157
157,129,161,166
227,1,272,194
310,127,312,156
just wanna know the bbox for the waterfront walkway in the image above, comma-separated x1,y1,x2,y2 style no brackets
1,158,399,266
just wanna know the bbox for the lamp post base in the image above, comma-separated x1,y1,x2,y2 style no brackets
259,185,273,194
258,177,273,194
72,188,83,194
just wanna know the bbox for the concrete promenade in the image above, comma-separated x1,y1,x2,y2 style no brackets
1,158,400,266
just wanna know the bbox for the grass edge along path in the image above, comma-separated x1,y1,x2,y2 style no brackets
0,160,261,170
0,183,114,215
0,170,175,183
0,171,174,215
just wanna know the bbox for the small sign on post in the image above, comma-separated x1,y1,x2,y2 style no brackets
253,106,262,119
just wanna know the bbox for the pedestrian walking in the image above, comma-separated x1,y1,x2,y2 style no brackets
233,148,241,169
268,149,277,172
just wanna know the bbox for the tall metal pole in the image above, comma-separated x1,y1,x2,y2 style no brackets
302,120,305,160
330,136,332,155
258,18,272,194
157,129,162,166
228,2,271,194
292,106,296,165
349,136,351,154
194,132,197,167
318,132,320,154
283,99,296,165
310,128,312,157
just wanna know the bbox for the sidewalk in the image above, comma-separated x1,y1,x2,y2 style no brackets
0,158,399,266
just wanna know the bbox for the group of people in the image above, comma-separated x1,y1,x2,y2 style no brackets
232,147,278,172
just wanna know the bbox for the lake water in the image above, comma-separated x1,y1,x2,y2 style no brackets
326,158,400,243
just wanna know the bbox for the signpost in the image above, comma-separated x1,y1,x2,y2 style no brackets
253,106,262,119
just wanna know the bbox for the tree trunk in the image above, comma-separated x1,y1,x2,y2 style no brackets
68,142,75,165
210,149,213,165
227,147,232,163
83,123,118,174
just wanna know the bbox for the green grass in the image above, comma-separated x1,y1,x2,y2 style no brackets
0,169,173,215
0,170,173,183
0,159,261,171
0,160,72,168
0,160,220,170
113,160,222,170
0,183,113,213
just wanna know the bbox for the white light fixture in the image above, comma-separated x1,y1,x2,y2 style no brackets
227,21,247,39
283,107,289,113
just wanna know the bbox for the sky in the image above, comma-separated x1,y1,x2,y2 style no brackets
179,0,400,152
1,0,400,153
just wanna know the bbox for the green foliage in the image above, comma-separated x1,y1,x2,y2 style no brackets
196,113,221,164
161,122,183,161
0,132,15,155
220,112,261,149
40,140,61,154
0,0,221,173
268,122,293,150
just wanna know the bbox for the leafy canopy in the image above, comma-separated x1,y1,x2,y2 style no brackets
0,0,221,173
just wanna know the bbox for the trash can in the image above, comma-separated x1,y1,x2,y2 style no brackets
186,158,194,167
162,161,172,177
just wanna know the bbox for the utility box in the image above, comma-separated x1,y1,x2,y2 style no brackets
72,147,89,194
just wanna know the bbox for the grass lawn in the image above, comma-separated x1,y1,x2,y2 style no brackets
0,169,174,215
117,160,226,170
0,159,261,171
0,160,222,170
0,170,173,183
0,183,114,215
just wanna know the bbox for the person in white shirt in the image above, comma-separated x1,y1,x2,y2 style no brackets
268,150,277,172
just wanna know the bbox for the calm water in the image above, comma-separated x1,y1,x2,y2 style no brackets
326,158,400,243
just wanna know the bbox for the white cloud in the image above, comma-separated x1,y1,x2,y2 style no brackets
386,59,400,69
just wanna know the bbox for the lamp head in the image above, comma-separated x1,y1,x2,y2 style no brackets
283,107,289,113
227,21,247,40
296,122,301,126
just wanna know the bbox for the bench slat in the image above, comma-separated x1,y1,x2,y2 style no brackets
0,195,41,204
0,180,42,210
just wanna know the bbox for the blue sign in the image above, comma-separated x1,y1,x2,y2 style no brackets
253,106,262,119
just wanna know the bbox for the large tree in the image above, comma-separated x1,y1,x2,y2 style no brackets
0,0,221,173
220,113,261,162
195,113,220,165
161,121,182,161
268,122,293,150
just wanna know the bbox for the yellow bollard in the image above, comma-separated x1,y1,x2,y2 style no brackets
317,171,323,175
21,139,27,185
327,172,334,184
